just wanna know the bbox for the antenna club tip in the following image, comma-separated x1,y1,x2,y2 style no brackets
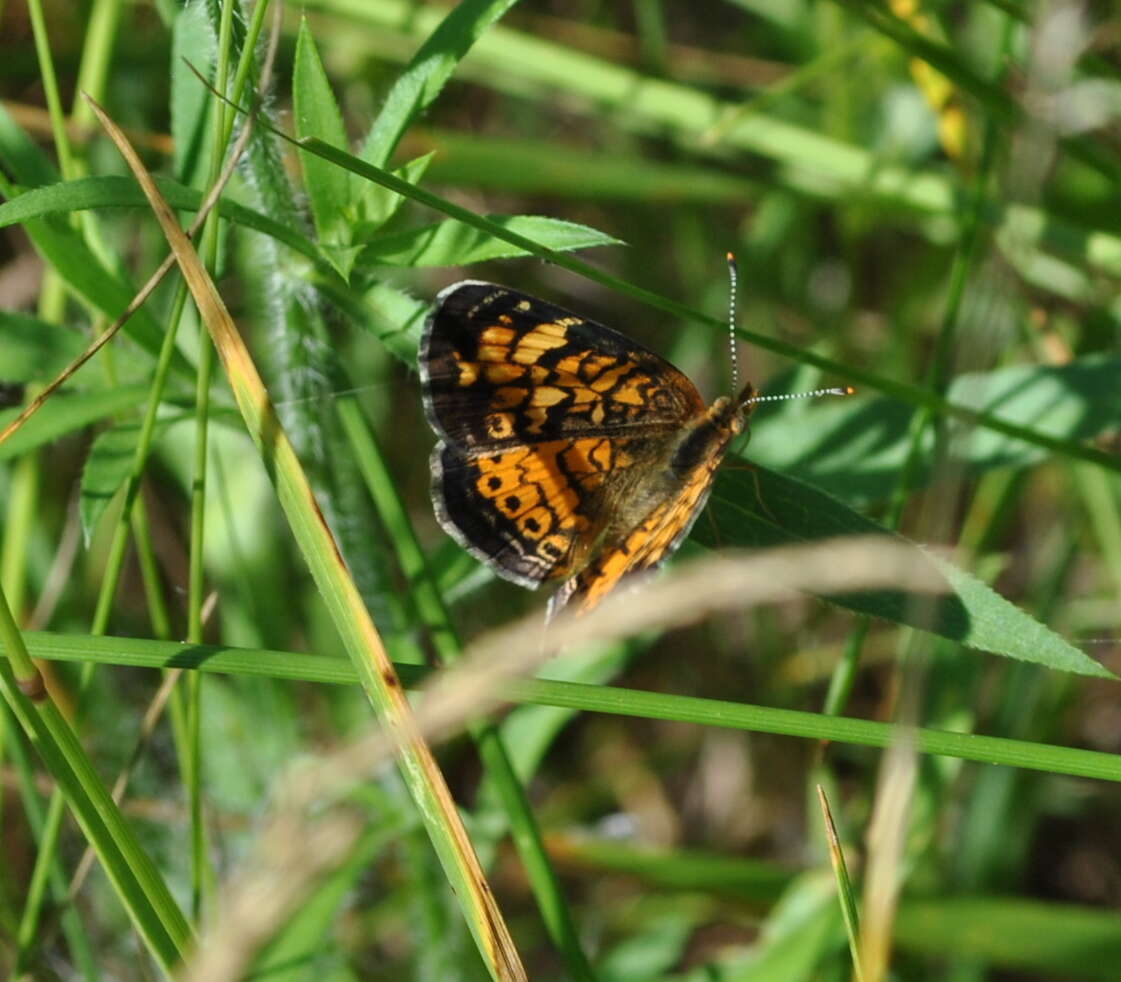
842,385,856,396
725,251,736,262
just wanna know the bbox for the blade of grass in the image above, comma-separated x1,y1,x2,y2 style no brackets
817,785,864,982
0,706,100,979
894,896,1121,981
0,176,321,265
18,631,1121,785
183,0,246,922
359,0,520,167
0,590,190,971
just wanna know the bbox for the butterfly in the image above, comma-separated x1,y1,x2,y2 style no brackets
418,278,781,619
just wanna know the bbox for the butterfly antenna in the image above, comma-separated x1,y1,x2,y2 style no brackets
726,251,740,394
745,385,855,407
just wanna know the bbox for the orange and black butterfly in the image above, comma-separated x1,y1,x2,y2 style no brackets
418,280,772,619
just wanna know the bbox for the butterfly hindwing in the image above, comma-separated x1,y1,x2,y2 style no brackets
431,433,664,588
549,432,729,616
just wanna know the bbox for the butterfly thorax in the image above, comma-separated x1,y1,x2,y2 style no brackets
669,383,755,478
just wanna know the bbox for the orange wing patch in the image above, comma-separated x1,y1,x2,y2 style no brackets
551,454,722,616
433,435,639,588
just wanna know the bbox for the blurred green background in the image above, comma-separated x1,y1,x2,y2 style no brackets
2,0,1121,979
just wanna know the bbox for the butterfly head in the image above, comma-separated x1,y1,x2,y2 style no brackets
703,382,758,439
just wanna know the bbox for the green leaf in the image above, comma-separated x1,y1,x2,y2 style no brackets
699,466,1109,677
357,281,430,361
79,416,182,541
599,912,695,981
0,386,149,460
318,243,367,281
0,312,88,382
714,874,843,982
418,128,762,202
21,632,1121,784
0,176,321,266
8,211,171,362
0,108,174,364
360,0,520,167
750,355,1121,502
895,896,1121,981
293,17,354,259
0,101,59,186
354,151,435,234
250,825,398,981
356,214,623,268
171,0,216,185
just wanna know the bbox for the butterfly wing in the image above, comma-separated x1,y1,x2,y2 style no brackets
547,432,730,617
432,433,662,588
420,281,705,450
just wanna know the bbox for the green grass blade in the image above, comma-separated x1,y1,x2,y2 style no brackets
293,17,355,249
78,416,183,540
416,128,764,201
171,0,216,185
0,600,190,972
894,896,1121,981
0,386,150,461
18,632,1121,784
0,175,322,265
355,214,623,268
0,204,169,361
0,312,88,381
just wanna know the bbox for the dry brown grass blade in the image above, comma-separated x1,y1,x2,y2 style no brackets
818,783,865,982
418,536,949,742
858,732,917,981
84,96,527,982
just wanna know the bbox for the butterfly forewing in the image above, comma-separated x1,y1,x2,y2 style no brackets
420,281,705,451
